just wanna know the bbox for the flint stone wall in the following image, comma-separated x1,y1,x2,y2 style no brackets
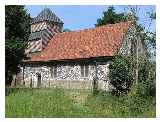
22,62,111,90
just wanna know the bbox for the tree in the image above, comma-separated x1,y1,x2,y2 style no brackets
146,11,156,58
125,6,156,97
5,5,31,86
109,55,133,95
63,28,71,32
145,32,156,59
95,6,127,26
137,57,156,97
137,11,156,98
150,12,156,20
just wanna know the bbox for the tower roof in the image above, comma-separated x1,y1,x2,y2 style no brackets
32,8,63,24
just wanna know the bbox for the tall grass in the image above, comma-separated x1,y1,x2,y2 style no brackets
5,88,155,117
6,88,74,117
85,91,155,117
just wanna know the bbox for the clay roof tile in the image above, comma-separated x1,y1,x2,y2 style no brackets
27,21,131,62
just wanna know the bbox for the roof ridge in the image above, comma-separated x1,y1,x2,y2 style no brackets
56,21,131,36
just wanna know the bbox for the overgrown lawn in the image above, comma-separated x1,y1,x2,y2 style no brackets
5,88,155,117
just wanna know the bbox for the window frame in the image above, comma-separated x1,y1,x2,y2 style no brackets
53,65,57,78
50,67,53,78
81,64,89,78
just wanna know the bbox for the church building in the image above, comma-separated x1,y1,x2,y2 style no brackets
16,8,145,90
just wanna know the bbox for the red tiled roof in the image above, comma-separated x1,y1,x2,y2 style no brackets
27,21,132,62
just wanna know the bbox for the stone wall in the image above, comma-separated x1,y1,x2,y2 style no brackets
22,61,111,90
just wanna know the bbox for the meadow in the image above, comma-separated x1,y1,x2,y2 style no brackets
5,88,155,118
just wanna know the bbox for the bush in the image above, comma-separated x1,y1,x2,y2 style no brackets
109,55,133,95
137,58,156,97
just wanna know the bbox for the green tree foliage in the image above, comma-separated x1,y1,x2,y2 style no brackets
5,5,31,85
95,6,127,26
147,12,156,58
144,32,156,58
63,28,71,32
109,55,133,95
150,12,156,19
137,57,156,98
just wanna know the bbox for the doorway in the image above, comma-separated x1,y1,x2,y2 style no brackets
37,73,41,87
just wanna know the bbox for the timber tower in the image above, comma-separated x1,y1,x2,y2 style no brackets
26,8,63,55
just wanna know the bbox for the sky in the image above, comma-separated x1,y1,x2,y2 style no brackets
25,5,156,32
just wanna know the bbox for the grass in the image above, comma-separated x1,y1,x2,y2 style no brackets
5,88,156,118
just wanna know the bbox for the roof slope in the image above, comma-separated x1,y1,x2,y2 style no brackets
27,21,131,62
32,8,63,24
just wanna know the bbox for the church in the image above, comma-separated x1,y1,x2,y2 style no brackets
16,8,145,90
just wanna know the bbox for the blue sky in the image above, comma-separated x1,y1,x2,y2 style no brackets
25,5,156,32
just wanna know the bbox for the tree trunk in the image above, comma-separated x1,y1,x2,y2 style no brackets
135,35,139,85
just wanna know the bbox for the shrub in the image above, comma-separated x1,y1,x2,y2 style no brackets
137,58,156,97
109,55,133,95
